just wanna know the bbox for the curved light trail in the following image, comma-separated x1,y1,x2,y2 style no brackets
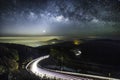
26,55,119,80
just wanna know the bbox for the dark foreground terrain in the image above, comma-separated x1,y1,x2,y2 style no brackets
0,43,51,80
0,39,120,80
39,39,120,78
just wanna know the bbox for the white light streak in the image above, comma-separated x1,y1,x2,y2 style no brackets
26,55,118,80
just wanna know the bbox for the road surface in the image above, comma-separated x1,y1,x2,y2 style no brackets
26,55,119,80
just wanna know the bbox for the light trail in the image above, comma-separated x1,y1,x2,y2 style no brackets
26,55,119,80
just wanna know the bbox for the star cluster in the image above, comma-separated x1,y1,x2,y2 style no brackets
0,0,120,36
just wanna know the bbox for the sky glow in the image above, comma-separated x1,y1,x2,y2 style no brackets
0,0,120,36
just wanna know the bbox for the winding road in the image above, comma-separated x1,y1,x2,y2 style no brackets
26,55,119,80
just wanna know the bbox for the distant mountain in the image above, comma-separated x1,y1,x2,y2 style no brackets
46,38,64,44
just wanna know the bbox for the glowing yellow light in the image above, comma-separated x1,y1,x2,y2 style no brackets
74,40,80,45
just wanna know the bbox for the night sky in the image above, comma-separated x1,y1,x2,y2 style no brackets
0,0,120,36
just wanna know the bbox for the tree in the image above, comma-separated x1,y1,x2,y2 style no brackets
0,65,6,74
8,59,18,72
50,48,71,70
10,49,19,61
50,48,59,58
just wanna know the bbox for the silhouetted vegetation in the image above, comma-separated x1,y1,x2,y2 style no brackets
0,43,54,80
46,39,120,78
12,70,60,80
1,39,120,79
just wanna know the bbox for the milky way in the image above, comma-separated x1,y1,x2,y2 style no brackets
0,0,120,36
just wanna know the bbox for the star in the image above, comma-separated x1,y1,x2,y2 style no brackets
42,30,46,33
